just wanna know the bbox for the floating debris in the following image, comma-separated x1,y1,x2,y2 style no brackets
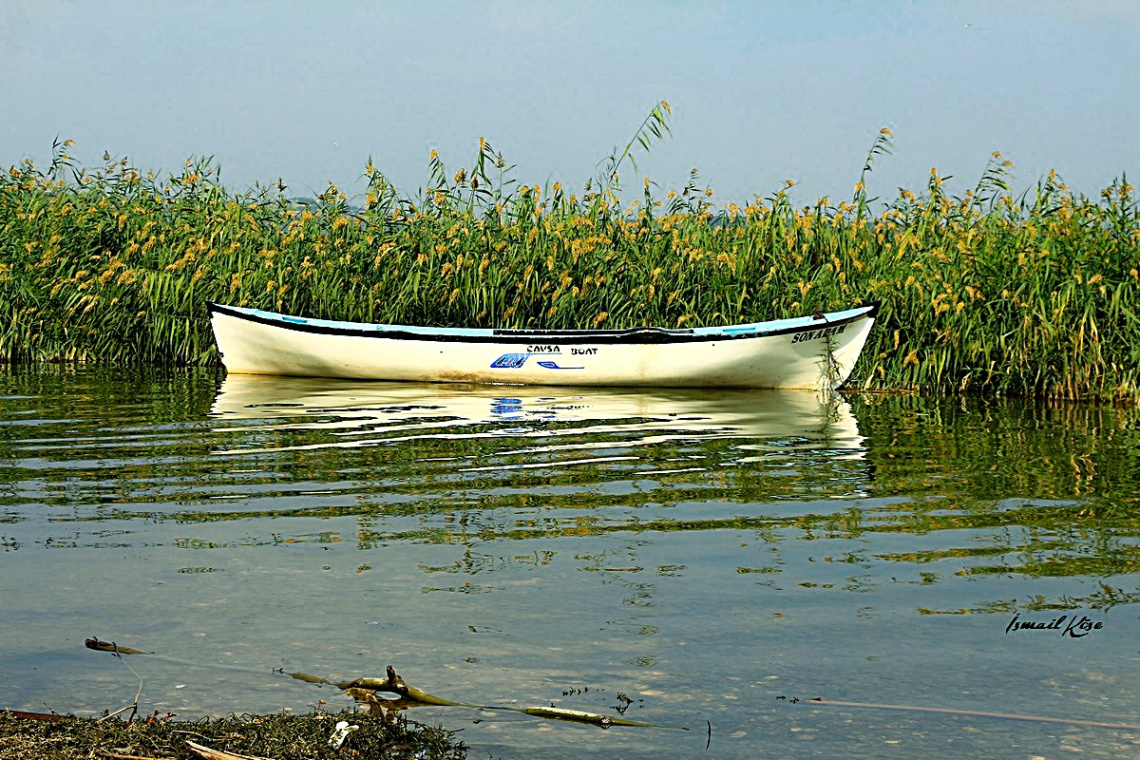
340,666,680,729
84,637,148,656
327,720,359,748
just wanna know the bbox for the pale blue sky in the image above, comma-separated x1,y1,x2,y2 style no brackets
2,1,1137,205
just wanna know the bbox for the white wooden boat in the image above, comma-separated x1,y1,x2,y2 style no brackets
207,302,877,389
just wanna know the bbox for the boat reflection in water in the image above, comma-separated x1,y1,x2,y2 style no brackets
210,374,865,464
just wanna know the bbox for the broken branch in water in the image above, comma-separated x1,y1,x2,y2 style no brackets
337,665,684,730
338,667,469,709
85,637,148,655
286,672,332,685
86,638,146,724
520,706,666,728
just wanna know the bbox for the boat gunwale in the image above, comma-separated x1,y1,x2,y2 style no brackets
207,302,878,346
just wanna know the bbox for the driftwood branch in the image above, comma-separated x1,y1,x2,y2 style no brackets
85,637,149,655
1,710,64,722
337,665,679,729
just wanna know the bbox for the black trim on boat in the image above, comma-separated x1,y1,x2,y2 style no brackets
207,302,877,345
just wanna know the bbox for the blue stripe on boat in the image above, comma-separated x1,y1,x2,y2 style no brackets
207,303,877,345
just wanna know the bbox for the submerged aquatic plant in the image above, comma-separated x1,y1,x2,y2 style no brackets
1,120,1138,401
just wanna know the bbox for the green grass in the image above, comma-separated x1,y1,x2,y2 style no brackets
1,129,1138,401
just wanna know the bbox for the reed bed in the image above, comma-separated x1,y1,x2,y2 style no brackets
2,129,1138,401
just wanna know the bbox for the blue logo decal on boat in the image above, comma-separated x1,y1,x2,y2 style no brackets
491,353,529,369
537,360,584,370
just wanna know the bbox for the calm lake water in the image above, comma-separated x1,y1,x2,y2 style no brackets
2,366,1140,759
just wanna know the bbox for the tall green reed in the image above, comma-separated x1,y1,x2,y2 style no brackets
2,119,1138,401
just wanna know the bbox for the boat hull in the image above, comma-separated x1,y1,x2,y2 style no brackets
208,303,876,389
